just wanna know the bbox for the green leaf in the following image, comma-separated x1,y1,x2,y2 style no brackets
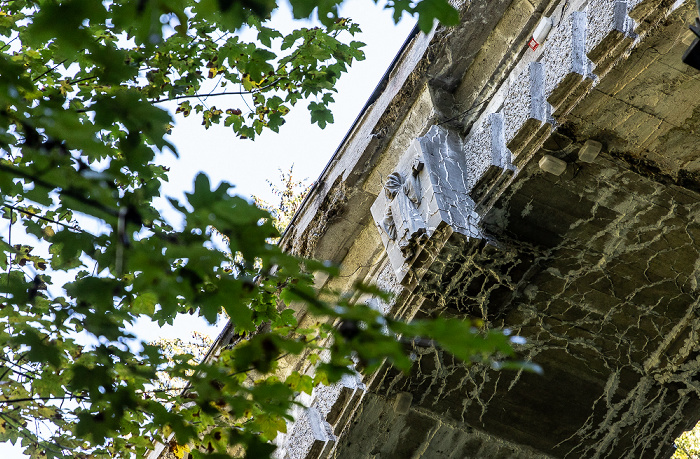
286,371,314,395
132,292,158,315
414,0,460,32
308,101,334,129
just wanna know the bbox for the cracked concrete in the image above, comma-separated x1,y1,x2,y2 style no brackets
257,0,700,458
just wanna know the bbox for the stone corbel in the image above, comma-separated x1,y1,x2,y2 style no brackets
371,125,504,288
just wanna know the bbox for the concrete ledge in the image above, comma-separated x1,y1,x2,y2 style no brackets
504,62,547,157
274,373,365,459
543,11,589,110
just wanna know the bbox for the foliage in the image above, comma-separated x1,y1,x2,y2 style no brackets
253,165,310,234
0,0,527,458
152,331,214,396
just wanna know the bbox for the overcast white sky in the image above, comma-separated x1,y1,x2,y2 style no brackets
1,1,415,456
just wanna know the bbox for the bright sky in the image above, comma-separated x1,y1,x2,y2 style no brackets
1,1,415,456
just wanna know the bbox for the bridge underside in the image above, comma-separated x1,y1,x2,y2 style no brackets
344,152,700,458
331,3,700,459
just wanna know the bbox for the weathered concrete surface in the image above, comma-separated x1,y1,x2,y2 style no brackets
367,150,700,458
331,175,700,455
263,0,700,458
333,392,555,459
321,1,700,457
565,4,700,186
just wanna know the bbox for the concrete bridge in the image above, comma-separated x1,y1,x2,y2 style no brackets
264,0,700,457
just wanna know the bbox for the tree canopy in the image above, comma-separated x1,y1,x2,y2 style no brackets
0,1,528,458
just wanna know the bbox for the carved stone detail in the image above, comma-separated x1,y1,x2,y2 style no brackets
381,161,427,259
371,125,512,287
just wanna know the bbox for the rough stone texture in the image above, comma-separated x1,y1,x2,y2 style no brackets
370,125,485,286
280,22,440,264
278,405,335,459
565,1,700,186
628,0,676,26
503,62,548,156
285,176,348,259
369,117,521,287
375,261,402,305
486,154,700,458
465,113,514,194
417,234,533,321
587,0,619,55
428,0,541,126
327,1,700,458
449,0,550,131
542,11,590,111
275,373,366,459
586,0,632,62
331,393,555,459
339,148,700,458
542,11,588,107
281,0,561,264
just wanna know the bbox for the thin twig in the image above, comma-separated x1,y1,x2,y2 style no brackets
151,78,283,103
152,90,256,103
0,413,69,457
1,203,82,232
70,75,98,85
6,207,11,289
0,395,88,404
0,35,19,52
0,163,118,219
32,59,68,83
0,363,37,381
0,355,41,376
204,73,226,102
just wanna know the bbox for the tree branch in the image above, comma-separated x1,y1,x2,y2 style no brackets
0,366,34,381
0,35,20,52
32,59,68,83
151,78,283,103
0,355,41,375
152,90,256,103
0,412,71,457
0,163,118,220
2,203,82,232
0,395,88,404
70,75,98,85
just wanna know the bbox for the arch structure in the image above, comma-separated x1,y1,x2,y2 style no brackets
153,0,700,457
